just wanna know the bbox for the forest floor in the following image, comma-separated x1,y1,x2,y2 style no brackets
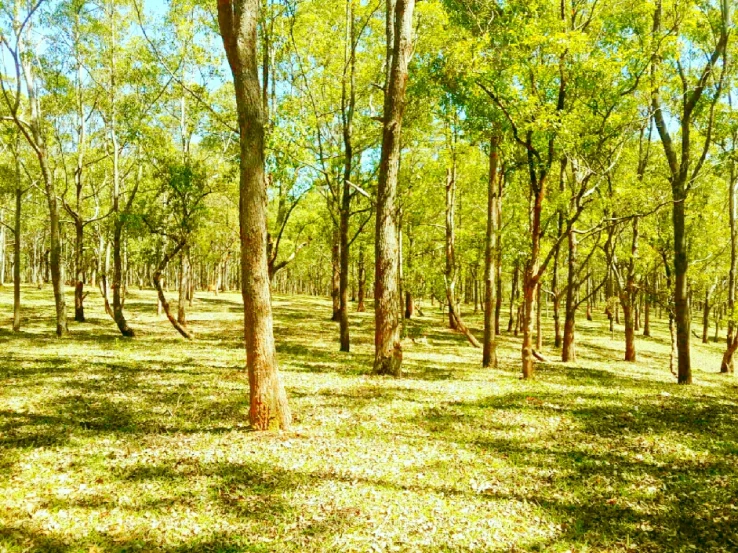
0,287,737,553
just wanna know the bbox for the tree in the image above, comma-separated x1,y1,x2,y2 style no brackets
217,0,291,430
649,0,730,384
0,0,68,337
374,0,415,376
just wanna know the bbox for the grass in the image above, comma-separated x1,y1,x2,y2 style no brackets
1,285,737,552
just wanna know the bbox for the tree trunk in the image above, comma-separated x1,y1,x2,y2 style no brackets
338,0,356,352
702,288,711,344
112,217,134,337
373,0,414,376
535,282,543,350
673,192,691,383
331,224,340,321
405,291,413,319
623,300,636,362
483,134,500,368
218,0,291,429
178,251,188,326
74,216,85,322
508,262,519,332
357,244,366,312
562,228,577,362
12,182,22,332
521,277,536,378
0,209,5,287
724,163,736,371
445,167,459,331
155,242,193,340
44,165,67,337
643,276,651,337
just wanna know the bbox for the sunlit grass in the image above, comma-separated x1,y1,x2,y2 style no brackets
1,285,737,552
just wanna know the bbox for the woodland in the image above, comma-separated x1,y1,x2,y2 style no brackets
0,0,737,551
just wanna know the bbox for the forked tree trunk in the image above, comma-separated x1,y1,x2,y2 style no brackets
373,0,415,376
650,0,728,383
155,242,193,340
43,164,68,338
218,0,291,429
112,217,134,337
444,164,479,348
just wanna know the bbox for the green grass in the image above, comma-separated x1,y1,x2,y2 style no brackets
1,285,737,552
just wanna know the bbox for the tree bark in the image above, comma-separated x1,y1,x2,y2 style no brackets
373,0,414,376
218,0,291,429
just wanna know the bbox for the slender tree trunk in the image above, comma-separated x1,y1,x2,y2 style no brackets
643,275,651,336
112,217,134,336
724,164,736,371
521,276,536,378
74,217,85,322
623,299,636,362
373,0,414,376
178,251,188,325
508,262,518,332
155,243,193,340
218,0,291,429
338,0,356,351
357,244,366,312
673,191,691,383
702,288,711,344
43,164,67,337
331,224,340,321
445,167,458,330
12,182,22,332
0,209,5,287
483,134,500,368
562,229,577,362
536,282,543,351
